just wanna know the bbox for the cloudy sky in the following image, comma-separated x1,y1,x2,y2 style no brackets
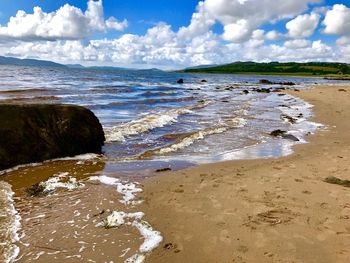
0,0,349,69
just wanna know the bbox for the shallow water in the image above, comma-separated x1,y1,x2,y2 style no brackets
0,65,333,171
0,65,341,262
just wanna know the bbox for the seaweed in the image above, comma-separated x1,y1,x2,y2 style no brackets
324,176,350,187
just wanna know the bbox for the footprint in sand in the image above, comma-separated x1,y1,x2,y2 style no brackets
244,208,295,228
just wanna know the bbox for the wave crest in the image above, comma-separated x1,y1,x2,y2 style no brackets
105,101,210,142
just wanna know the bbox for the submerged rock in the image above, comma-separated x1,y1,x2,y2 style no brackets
0,104,105,170
259,79,273,84
259,79,296,86
156,167,172,172
280,114,298,124
177,78,184,84
270,130,299,141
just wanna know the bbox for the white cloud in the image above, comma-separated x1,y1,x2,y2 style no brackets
324,4,350,36
265,30,283,41
286,13,320,38
0,0,345,68
222,19,252,42
177,2,215,39
179,0,320,43
105,17,128,31
0,0,127,41
284,39,310,49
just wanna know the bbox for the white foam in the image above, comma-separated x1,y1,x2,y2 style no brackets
0,181,21,263
132,221,163,253
41,172,84,193
104,101,210,142
89,176,143,205
105,108,191,142
97,210,162,263
125,254,146,263
57,153,102,161
91,175,162,262
98,211,145,228
149,117,247,155
0,153,102,176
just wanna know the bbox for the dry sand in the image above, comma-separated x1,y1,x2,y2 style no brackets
141,85,350,263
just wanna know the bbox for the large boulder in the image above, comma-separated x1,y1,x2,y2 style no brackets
0,104,105,170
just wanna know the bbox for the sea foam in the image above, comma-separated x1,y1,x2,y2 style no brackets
104,101,210,142
0,181,21,263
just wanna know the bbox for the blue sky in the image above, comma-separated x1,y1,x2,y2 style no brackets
0,0,349,68
0,0,200,35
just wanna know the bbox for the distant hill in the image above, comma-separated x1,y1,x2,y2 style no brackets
182,61,350,76
185,64,218,70
0,56,67,68
66,64,85,69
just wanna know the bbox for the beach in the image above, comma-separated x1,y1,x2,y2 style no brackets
1,81,349,262
141,85,350,263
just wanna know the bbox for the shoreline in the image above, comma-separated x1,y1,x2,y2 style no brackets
0,84,348,262
140,84,350,262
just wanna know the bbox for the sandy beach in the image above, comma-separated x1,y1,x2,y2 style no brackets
141,85,350,263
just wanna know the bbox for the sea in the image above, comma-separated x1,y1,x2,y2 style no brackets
0,65,341,262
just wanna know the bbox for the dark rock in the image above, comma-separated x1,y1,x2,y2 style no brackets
26,183,48,197
270,129,287,137
282,82,296,86
281,114,297,124
338,88,347,92
259,79,273,84
256,88,271,93
270,130,299,141
324,176,350,187
259,79,296,86
201,80,207,83
243,90,249,94
281,134,299,142
177,79,184,84
156,167,172,172
0,104,105,170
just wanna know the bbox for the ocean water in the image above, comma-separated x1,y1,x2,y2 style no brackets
0,65,333,171
0,65,338,262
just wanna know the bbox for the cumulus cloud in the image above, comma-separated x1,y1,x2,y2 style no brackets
179,0,321,43
0,0,345,68
284,39,311,49
0,0,127,41
286,13,320,38
323,4,350,36
265,30,283,41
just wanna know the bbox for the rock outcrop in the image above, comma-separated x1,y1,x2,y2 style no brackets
0,104,105,170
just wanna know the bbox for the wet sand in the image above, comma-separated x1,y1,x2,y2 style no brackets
1,160,149,262
141,85,350,263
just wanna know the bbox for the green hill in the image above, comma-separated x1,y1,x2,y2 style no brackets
0,56,67,68
183,62,350,76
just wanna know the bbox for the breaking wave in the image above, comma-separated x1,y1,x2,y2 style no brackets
105,101,210,142
140,117,247,157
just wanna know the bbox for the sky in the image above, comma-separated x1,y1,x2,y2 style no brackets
0,0,350,69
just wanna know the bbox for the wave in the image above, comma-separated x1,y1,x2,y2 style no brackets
139,117,247,157
104,101,210,142
0,181,21,263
